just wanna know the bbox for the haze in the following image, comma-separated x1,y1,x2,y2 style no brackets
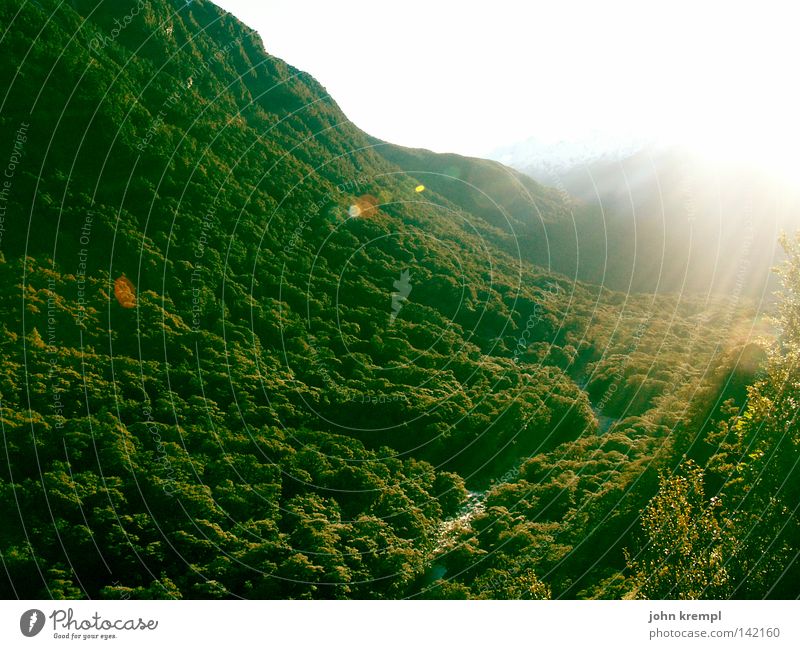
215,0,799,182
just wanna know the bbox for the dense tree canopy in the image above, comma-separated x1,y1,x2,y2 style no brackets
0,0,789,599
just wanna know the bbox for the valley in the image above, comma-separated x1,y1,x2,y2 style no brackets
0,0,797,601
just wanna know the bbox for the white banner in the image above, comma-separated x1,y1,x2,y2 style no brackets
0,600,796,648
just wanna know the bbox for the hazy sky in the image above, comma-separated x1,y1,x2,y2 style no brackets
214,0,799,176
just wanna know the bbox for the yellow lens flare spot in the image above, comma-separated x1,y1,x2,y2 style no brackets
415,184,425,192
114,275,137,308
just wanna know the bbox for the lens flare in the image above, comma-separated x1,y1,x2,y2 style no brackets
114,275,136,308
348,194,379,218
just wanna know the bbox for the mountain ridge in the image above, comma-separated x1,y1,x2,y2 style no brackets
0,0,767,599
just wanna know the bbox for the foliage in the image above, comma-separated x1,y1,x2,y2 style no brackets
0,0,779,600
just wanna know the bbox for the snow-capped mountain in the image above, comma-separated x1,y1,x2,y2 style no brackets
486,132,648,179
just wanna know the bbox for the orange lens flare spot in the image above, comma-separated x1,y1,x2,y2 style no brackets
114,275,136,308
348,194,379,218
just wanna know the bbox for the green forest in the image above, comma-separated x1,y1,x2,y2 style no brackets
0,0,797,599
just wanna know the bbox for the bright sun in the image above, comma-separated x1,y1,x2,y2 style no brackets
673,103,800,187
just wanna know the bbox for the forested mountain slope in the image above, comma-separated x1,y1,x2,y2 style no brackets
0,0,774,599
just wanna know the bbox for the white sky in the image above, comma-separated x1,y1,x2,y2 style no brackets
214,0,800,176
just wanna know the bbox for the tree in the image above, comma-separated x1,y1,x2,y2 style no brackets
626,461,731,599
703,233,800,597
